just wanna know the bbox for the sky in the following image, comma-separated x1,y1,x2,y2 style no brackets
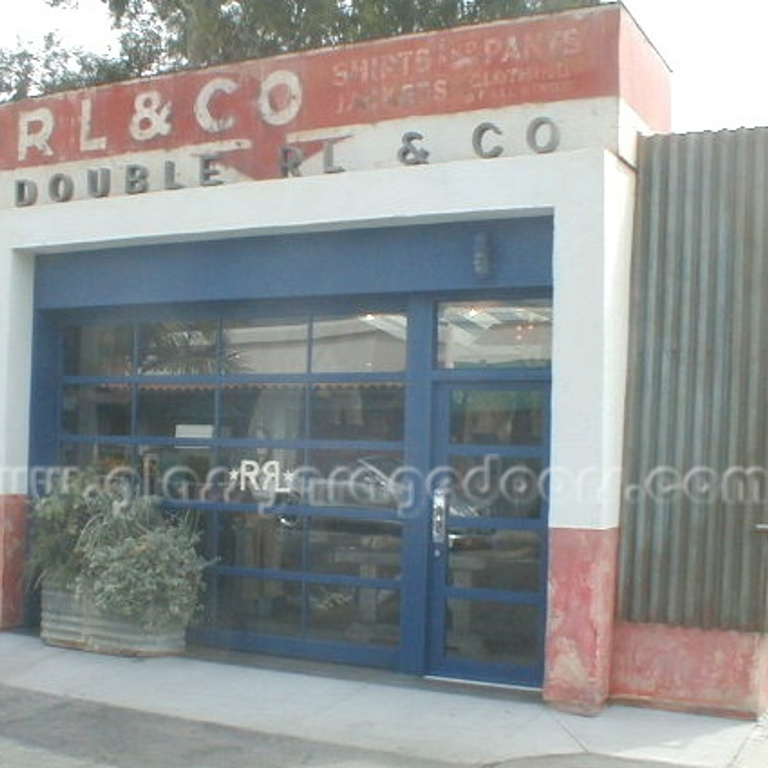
0,0,765,133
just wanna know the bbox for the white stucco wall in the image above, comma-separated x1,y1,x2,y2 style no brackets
0,149,633,530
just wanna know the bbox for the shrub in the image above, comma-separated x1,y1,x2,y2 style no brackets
28,470,209,631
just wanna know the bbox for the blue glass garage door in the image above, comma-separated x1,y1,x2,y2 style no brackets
31,219,552,685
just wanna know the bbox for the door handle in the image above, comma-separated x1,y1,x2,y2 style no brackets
432,487,449,546
755,524,768,533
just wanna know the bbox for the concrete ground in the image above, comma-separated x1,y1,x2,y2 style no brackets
0,632,764,768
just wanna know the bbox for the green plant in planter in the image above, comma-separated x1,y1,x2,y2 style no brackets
28,471,209,635
26,469,108,586
75,496,207,631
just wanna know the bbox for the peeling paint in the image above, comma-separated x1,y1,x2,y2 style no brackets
543,527,619,713
0,496,27,628
611,622,768,718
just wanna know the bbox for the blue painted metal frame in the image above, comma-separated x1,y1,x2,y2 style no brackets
30,216,554,682
35,219,552,310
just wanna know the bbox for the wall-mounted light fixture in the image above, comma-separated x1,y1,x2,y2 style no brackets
473,232,493,279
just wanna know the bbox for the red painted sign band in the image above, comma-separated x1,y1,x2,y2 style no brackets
0,7,619,175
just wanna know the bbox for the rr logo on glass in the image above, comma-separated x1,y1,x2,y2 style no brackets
229,460,294,495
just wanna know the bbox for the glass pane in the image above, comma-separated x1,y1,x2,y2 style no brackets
437,300,552,369
450,389,545,446
445,601,538,666
310,383,404,440
221,384,305,440
64,324,133,376
61,442,134,475
446,456,543,519
309,518,402,578
312,312,407,373
62,385,132,436
136,386,215,437
194,511,217,563
215,575,302,635
138,321,219,375
223,317,308,374
301,451,405,510
449,530,541,591
218,512,304,571
309,583,400,646
137,446,213,501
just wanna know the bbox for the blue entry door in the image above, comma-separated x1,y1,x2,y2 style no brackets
425,379,550,686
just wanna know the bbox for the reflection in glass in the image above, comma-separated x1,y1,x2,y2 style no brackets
449,530,540,591
218,512,304,571
447,456,543,519
195,511,217,563
310,383,404,440
302,451,404,510
450,389,544,446
61,442,134,476
438,300,552,369
64,325,133,376
137,446,213,499
309,583,400,646
222,384,305,441
312,313,407,373
215,576,303,636
445,601,538,665
62,385,132,436
223,317,308,374
136,386,214,437
138,321,219,375
309,518,402,579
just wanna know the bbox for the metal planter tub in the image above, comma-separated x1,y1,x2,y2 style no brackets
41,583,186,657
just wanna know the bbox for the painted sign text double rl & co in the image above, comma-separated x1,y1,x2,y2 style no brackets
0,9,619,206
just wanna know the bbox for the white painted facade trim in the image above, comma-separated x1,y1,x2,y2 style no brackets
0,149,632,530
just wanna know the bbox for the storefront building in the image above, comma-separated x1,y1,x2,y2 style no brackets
5,2,752,716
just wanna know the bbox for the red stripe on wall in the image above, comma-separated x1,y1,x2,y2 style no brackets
544,527,620,714
611,621,768,718
0,495,27,629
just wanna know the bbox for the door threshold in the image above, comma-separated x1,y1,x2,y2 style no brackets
423,675,543,700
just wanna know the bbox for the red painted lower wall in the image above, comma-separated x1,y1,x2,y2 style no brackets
543,527,620,714
611,621,768,718
0,495,27,628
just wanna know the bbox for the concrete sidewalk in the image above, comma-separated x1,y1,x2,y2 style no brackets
0,632,764,768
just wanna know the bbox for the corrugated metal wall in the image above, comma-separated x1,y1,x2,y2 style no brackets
619,128,768,632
